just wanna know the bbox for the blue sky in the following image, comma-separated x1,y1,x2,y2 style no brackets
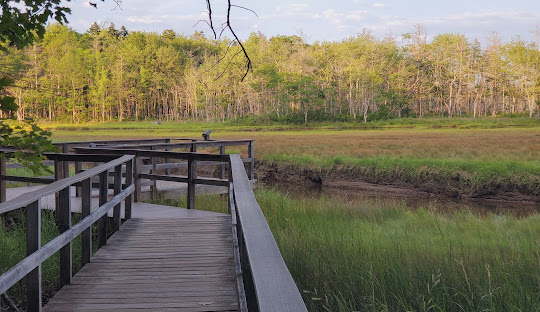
65,0,540,45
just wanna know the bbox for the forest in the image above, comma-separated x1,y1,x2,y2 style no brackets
1,23,539,123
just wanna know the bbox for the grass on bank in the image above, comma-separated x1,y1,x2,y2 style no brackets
160,189,540,312
262,153,540,197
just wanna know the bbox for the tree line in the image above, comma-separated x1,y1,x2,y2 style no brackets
1,23,539,123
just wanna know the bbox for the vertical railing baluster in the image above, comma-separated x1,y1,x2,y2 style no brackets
62,144,69,179
113,165,122,232
134,156,141,202
26,200,42,312
248,141,255,180
75,161,82,197
81,178,92,266
187,143,197,209
220,145,226,180
165,139,171,176
58,187,72,287
151,155,157,201
98,171,108,247
125,159,133,220
0,158,6,203
54,158,63,181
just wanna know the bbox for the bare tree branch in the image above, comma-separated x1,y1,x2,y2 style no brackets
225,0,252,81
230,5,258,17
205,0,217,39
203,0,254,81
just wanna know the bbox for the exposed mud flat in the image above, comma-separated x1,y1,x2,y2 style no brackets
256,160,540,215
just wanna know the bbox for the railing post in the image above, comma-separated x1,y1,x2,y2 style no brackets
113,164,122,232
58,187,72,287
0,158,6,203
187,144,197,209
26,200,42,312
98,171,108,247
248,141,255,180
134,156,141,202
151,155,157,201
125,159,133,220
81,178,92,266
165,138,171,176
220,145,226,180
75,161,82,197
54,158,63,181
62,144,69,178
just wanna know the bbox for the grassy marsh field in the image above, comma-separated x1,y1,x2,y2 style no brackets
158,189,540,312
48,117,540,199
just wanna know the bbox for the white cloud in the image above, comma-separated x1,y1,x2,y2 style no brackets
346,10,369,21
126,16,163,24
373,3,385,7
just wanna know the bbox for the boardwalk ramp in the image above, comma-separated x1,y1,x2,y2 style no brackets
44,216,238,312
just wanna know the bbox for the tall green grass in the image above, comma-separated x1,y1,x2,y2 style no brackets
180,189,540,311
0,211,87,308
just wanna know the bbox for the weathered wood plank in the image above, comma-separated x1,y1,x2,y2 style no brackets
26,200,42,312
81,178,92,266
230,154,307,312
0,158,6,203
44,217,239,312
113,165,122,232
0,155,134,214
57,187,72,287
125,159,133,219
98,171,108,248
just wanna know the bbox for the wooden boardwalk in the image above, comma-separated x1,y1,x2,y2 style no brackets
44,216,239,312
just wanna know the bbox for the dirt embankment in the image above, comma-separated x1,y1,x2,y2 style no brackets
256,160,540,204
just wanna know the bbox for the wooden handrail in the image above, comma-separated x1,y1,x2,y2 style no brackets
0,155,133,215
73,147,231,162
89,139,254,150
0,155,135,312
229,155,307,312
0,186,133,295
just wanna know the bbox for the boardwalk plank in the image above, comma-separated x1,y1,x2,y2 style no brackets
44,217,239,312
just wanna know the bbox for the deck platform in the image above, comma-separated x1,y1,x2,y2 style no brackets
44,216,239,311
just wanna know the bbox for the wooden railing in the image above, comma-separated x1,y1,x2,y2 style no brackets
73,147,231,208
0,155,135,311
229,155,307,312
1,142,306,311
52,137,256,180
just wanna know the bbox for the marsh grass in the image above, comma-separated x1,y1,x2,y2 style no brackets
175,189,540,312
0,210,92,309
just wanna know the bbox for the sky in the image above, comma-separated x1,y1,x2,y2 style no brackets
65,0,540,46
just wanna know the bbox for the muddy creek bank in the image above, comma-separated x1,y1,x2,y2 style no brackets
256,161,539,217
